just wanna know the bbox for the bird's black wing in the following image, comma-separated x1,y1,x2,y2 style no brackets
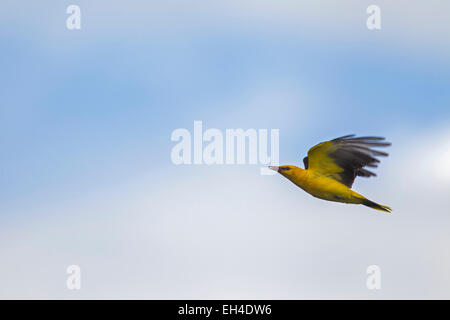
303,156,309,169
305,134,391,188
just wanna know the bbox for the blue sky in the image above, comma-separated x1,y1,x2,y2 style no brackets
1,1,450,298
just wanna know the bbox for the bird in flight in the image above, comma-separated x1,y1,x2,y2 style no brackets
269,135,392,212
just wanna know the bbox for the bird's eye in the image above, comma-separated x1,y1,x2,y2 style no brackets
282,167,290,171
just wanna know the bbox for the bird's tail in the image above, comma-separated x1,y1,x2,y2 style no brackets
360,198,392,213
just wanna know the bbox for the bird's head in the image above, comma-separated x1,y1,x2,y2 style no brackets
268,165,300,179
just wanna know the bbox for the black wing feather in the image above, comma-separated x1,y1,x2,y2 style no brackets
303,156,309,169
303,135,391,187
330,135,391,187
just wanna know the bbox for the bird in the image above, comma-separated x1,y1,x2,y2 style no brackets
269,134,392,212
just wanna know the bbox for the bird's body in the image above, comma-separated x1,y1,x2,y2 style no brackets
270,135,392,213
286,168,355,202
276,166,377,206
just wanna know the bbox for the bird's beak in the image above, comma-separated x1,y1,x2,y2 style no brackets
268,166,280,172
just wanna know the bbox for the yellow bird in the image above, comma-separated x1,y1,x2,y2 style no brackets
270,135,392,213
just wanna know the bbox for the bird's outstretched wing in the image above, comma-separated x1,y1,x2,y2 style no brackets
304,135,391,188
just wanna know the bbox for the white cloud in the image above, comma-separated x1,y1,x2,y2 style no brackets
1,124,450,298
3,1,450,60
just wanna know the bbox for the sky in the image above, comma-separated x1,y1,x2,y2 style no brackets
1,1,450,299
